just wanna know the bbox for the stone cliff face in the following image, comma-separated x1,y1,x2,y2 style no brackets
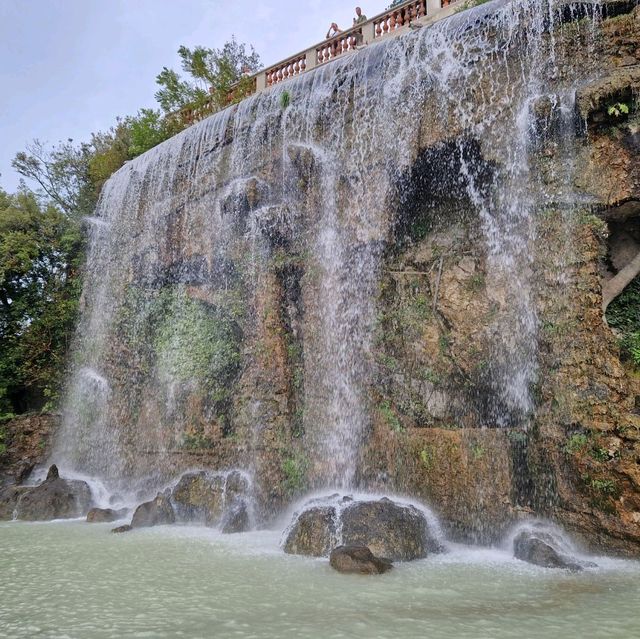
30,1,640,554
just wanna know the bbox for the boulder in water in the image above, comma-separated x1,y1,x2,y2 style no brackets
283,496,442,561
283,505,338,556
2,465,92,521
131,493,175,528
221,499,250,534
170,471,225,525
329,545,393,575
513,526,597,571
340,499,441,561
86,507,128,523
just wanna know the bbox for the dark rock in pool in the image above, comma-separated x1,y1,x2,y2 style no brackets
283,505,338,557
221,499,250,534
170,471,225,526
329,545,393,575
0,465,92,521
513,528,597,571
111,524,133,534
284,496,443,561
0,485,30,520
131,493,176,528
341,499,442,561
86,507,128,523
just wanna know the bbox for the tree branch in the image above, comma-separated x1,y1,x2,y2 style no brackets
602,250,640,312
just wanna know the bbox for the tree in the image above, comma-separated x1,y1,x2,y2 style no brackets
12,140,95,218
0,188,83,415
155,37,261,114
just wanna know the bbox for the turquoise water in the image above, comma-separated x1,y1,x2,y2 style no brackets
1,521,639,639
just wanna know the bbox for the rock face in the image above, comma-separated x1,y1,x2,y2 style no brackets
131,493,175,528
0,465,92,521
0,414,58,489
512,526,597,571
329,545,393,575
86,507,128,523
170,471,225,525
283,497,441,560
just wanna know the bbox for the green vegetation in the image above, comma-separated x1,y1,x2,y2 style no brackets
0,189,83,414
607,102,630,118
282,455,308,493
564,433,589,455
470,443,485,460
420,446,435,470
0,425,7,455
155,39,260,114
379,399,403,432
280,91,291,110
606,276,640,369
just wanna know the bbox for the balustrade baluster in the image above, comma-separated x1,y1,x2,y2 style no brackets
300,58,306,72
382,16,389,33
417,0,426,17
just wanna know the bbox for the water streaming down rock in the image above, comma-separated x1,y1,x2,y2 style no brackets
51,0,633,540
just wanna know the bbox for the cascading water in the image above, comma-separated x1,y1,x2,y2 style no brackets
54,0,610,518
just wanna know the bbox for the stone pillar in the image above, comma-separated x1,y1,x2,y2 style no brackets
305,49,317,70
256,73,266,92
426,0,441,16
362,21,376,44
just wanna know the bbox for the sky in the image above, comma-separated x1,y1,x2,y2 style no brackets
0,0,390,192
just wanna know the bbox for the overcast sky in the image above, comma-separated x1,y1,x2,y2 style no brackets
0,0,391,192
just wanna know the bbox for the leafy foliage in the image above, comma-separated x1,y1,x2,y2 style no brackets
155,37,261,114
0,189,83,414
606,275,640,368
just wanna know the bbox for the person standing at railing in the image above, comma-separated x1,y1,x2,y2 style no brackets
353,7,368,24
325,22,342,38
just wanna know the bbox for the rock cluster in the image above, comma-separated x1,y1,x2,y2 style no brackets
284,496,443,561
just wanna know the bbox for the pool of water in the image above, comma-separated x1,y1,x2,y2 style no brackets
1,521,638,639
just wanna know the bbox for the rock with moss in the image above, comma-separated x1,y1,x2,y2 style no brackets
283,506,338,556
170,471,225,525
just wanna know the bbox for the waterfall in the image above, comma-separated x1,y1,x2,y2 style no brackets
54,0,607,501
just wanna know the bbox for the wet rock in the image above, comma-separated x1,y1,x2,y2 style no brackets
225,471,250,505
329,545,393,575
170,471,225,525
221,499,250,534
283,506,337,557
513,528,597,571
86,507,128,523
340,499,442,561
131,493,175,528
111,524,132,534
0,485,29,520
284,497,441,560
4,466,93,521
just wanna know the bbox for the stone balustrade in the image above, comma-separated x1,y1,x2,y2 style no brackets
373,0,427,37
173,0,462,127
